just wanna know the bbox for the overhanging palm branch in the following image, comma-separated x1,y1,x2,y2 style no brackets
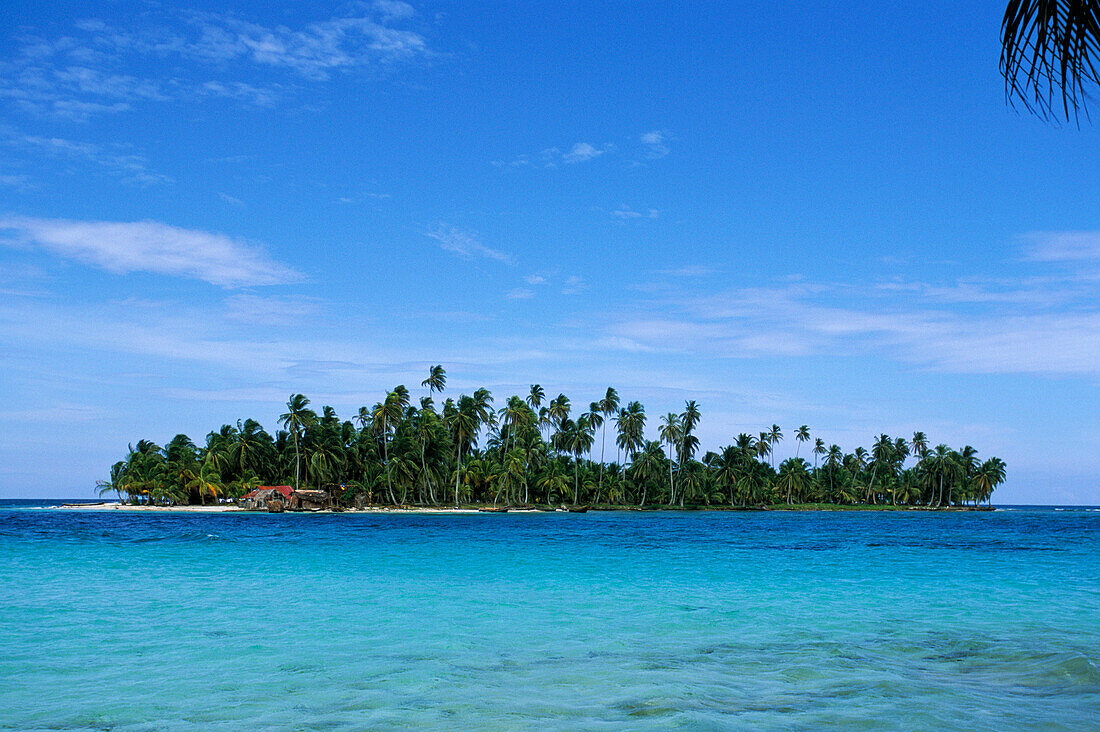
1002,0,1100,121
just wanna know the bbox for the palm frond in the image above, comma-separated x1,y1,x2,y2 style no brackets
1002,0,1100,122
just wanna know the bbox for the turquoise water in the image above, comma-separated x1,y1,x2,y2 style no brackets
1,505,1097,729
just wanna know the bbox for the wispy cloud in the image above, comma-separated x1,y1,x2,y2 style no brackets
223,294,321,323
0,174,30,189
373,0,417,22
0,6,431,119
506,288,534,299
562,275,587,295
1022,231,1100,262
426,225,513,264
0,216,302,287
199,81,279,108
12,134,169,185
640,130,670,158
654,265,718,277
181,10,431,80
601,274,1100,375
494,142,615,168
561,142,610,164
524,274,548,285
611,205,659,220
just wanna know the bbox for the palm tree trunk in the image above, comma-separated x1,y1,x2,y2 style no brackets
573,461,579,506
598,426,606,502
293,432,300,490
523,454,530,504
667,442,675,506
421,441,435,505
454,441,462,507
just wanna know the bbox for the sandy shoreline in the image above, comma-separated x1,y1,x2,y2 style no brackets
49,502,994,514
52,502,523,514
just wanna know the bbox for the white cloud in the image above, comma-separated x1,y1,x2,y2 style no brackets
14,134,169,185
611,206,659,220
426,225,513,264
373,1,416,21
0,216,302,287
200,81,279,107
1023,231,1100,262
654,265,718,277
218,192,244,206
0,174,30,188
600,276,1100,375
640,130,670,158
524,274,548,285
562,275,587,295
0,7,431,119
223,294,321,323
497,141,615,168
506,288,534,299
562,142,609,164
184,11,430,80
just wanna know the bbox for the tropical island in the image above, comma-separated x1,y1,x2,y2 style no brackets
95,366,1006,511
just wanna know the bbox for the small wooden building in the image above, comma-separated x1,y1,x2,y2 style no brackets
289,490,329,511
239,485,293,510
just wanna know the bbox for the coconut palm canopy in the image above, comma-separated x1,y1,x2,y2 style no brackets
1002,0,1100,120
99,368,1007,509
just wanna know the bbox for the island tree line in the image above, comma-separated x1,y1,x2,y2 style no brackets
99,366,1006,508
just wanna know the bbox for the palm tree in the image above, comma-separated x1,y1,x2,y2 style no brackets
629,442,662,506
715,445,743,506
279,394,317,491
778,458,810,505
547,394,570,433
825,443,844,500
372,388,407,504
767,424,782,468
973,457,1008,505
923,444,961,508
659,413,682,505
537,464,569,506
868,434,893,505
911,431,929,460
1001,0,1100,121
678,401,702,472
447,396,478,506
597,387,620,497
794,425,810,459
527,384,545,411
585,402,606,501
812,437,826,470
756,432,772,465
573,416,596,504
616,401,646,467
422,364,447,395
498,396,527,454
186,462,223,505
527,384,545,442
230,419,272,481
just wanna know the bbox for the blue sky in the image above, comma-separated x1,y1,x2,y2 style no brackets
1,1,1098,503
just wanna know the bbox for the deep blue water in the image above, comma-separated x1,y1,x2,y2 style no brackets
1,503,1097,729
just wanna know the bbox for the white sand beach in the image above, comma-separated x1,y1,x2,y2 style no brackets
53,503,534,514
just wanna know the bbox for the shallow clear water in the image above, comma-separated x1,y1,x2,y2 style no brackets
1,504,1097,729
